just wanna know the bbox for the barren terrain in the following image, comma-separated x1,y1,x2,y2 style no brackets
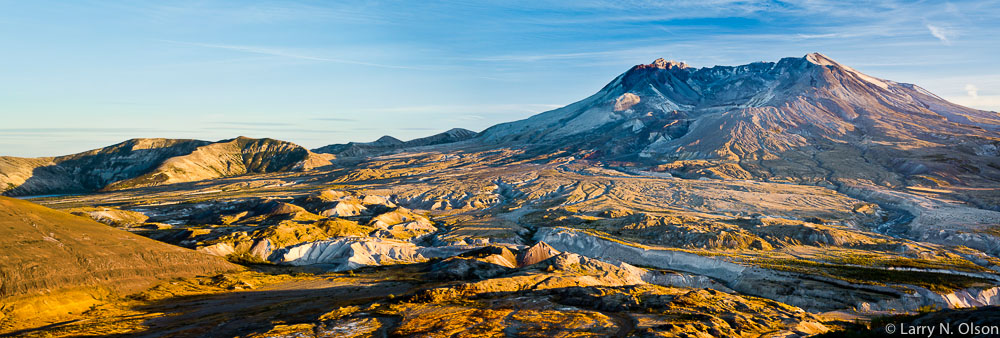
3,54,999,337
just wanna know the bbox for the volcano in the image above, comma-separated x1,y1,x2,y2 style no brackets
476,53,1000,207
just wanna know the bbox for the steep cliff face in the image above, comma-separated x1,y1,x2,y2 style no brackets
0,137,332,195
0,197,239,326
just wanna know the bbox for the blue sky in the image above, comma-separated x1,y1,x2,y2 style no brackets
1,0,998,157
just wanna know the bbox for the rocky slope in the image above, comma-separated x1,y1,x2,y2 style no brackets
0,197,238,329
106,137,332,190
0,138,209,195
476,53,1000,207
0,137,332,196
313,128,477,157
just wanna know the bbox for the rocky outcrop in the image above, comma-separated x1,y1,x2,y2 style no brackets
517,241,561,267
271,237,471,270
538,252,647,286
296,190,380,217
427,246,518,280
193,217,372,260
319,200,368,217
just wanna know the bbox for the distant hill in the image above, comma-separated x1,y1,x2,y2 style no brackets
106,136,333,190
313,128,477,157
0,196,238,328
0,137,333,196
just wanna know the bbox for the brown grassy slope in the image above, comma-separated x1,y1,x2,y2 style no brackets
0,197,239,329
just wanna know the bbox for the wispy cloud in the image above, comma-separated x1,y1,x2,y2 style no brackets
165,40,429,70
472,50,620,62
312,117,360,122
926,24,954,45
200,126,341,134
362,104,563,115
965,84,979,98
0,127,168,134
209,121,295,127
116,2,388,26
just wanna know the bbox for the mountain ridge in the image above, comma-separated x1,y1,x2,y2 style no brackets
312,127,478,157
0,136,332,196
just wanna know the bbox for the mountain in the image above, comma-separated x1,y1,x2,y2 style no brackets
476,53,1000,206
0,137,333,196
313,128,477,157
105,136,333,190
402,127,478,147
0,196,238,327
0,138,210,195
313,135,404,157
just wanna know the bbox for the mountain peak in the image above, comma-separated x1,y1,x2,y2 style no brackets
375,135,404,144
478,52,1000,160
802,52,894,90
639,58,688,70
804,52,839,67
443,128,477,137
